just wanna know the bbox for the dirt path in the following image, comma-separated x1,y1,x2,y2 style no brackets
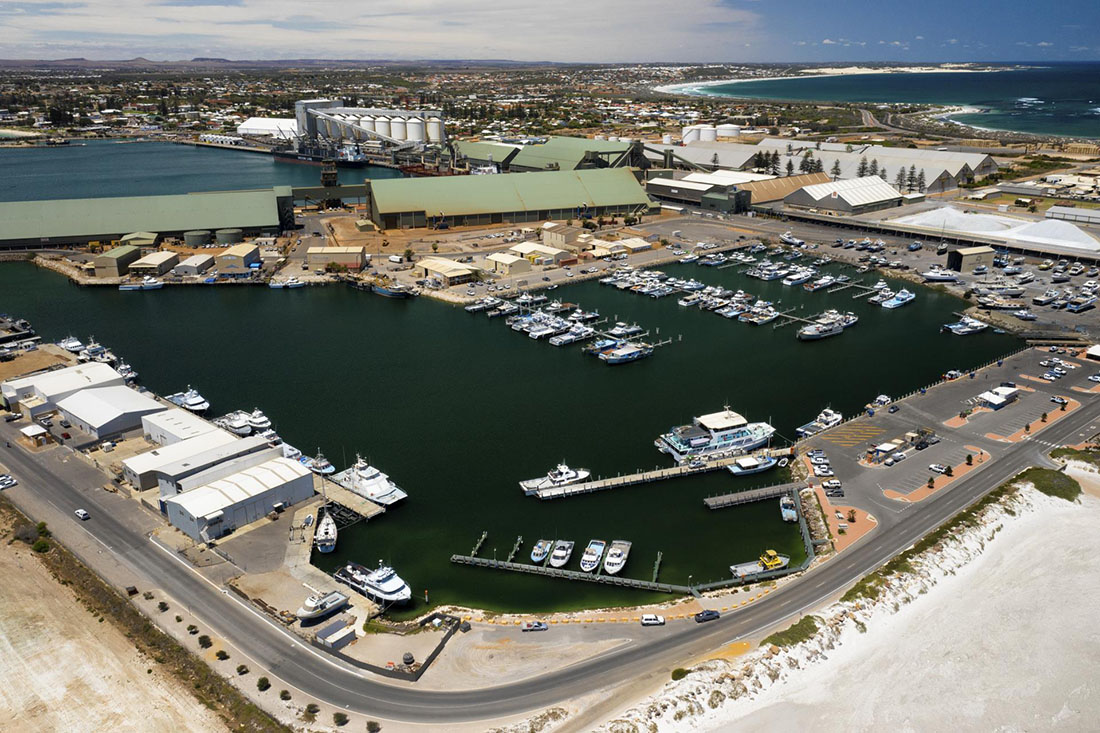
0,523,227,732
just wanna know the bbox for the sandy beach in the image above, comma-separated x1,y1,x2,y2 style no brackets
655,65,1003,95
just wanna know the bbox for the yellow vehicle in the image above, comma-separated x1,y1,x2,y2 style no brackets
1038,260,1054,271
760,549,785,570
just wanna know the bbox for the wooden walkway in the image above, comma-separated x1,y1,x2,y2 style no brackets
531,447,793,500
316,476,386,521
703,482,805,510
450,555,689,593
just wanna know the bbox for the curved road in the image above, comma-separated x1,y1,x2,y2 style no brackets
3,399,1097,723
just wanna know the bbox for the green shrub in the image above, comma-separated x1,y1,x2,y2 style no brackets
256,677,271,692
366,722,381,733
197,635,212,649
333,712,348,726
31,538,50,553
671,668,689,681
279,689,291,701
215,650,229,661
762,616,819,647
236,664,249,675
157,601,169,612
36,521,50,538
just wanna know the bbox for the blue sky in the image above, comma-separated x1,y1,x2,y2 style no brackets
0,0,1098,62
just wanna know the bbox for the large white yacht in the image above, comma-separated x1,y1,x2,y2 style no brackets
213,411,252,436
315,512,337,553
656,407,775,462
246,409,272,430
603,540,631,575
167,386,210,413
336,561,411,605
519,464,590,493
333,456,408,506
295,590,348,619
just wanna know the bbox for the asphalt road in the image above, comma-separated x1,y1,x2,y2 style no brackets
3,383,1098,723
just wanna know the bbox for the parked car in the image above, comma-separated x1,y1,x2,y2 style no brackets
888,405,900,413
694,609,720,623
641,614,666,626
74,509,90,521
813,465,835,477
521,621,548,632
929,464,948,474
1051,396,1068,405
0,474,16,489
821,479,842,491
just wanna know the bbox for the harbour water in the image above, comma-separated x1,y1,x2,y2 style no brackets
0,259,1017,615
673,64,1100,139
0,138,402,203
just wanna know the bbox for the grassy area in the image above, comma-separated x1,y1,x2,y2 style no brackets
1051,447,1100,469
761,615,819,648
1014,467,1082,502
0,497,289,732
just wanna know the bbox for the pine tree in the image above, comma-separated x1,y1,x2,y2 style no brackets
857,156,869,177
769,151,781,175
799,150,813,173
814,159,825,173
869,158,879,177
753,151,764,170
907,165,918,191
830,159,842,180
917,169,927,192
895,168,907,189
785,159,795,177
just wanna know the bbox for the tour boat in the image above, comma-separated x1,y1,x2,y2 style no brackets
656,407,775,462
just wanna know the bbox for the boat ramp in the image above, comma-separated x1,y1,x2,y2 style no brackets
528,447,793,500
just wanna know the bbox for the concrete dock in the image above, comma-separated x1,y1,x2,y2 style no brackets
316,476,386,520
703,482,806,510
531,447,793,499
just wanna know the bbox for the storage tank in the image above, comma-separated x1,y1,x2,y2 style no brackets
699,125,718,142
662,133,673,145
215,228,243,245
389,116,407,141
716,123,741,137
359,115,376,133
426,116,444,142
681,126,701,144
374,115,391,139
184,230,211,247
406,117,426,142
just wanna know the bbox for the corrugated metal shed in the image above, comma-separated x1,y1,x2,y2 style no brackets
0,190,282,244
371,168,652,217
509,136,631,171
795,176,902,207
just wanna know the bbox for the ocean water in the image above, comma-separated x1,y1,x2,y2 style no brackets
680,64,1100,139
0,138,402,202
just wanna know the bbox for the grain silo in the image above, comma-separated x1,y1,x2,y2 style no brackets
389,116,407,141
406,117,426,142
374,115,392,139
426,116,444,142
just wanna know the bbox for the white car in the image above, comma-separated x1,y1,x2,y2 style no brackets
813,465,835,477
810,455,830,465
1089,374,1100,383
821,479,842,490
74,509,90,520
928,464,948,474
641,614,666,626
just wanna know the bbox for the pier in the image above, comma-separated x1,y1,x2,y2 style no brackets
529,448,793,499
449,555,689,594
316,477,385,524
703,482,806,510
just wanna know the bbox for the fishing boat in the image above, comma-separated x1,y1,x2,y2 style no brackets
603,540,631,575
780,496,798,522
797,408,843,437
333,455,408,506
519,464,591,493
548,540,574,568
727,455,778,476
295,590,348,620
530,539,554,564
943,316,989,335
58,335,84,353
118,276,164,291
301,451,336,476
599,342,653,365
335,561,411,605
656,406,775,462
579,539,607,572
881,289,915,309
315,512,337,553
166,386,210,413
372,280,417,298
730,550,790,579
116,361,139,382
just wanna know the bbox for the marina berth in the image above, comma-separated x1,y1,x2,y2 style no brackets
603,540,631,575
656,407,775,463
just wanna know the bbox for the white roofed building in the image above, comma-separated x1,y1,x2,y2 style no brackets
121,429,241,490
236,117,299,139
2,362,124,417
165,456,315,541
142,407,222,445
56,385,165,440
784,176,903,215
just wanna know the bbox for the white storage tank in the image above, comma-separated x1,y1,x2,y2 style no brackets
662,133,673,145
406,117,426,142
426,117,444,142
681,126,701,144
359,115,376,133
717,123,741,137
374,115,392,139
390,116,407,141
699,125,718,142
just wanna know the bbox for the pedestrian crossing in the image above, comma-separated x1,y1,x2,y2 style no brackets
820,422,886,448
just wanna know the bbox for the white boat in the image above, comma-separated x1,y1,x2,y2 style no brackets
881,289,915,309
579,539,607,572
944,316,989,335
301,451,336,476
333,455,408,506
295,590,348,619
281,443,303,461
519,463,591,493
779,231,804,246
246,408,272,430
166,386,210,413
549,540,574,568
797,319,843,340
603,540,631,575
727,455,778,476
922,268,958,282
58,335,84,353
797,408,843,437
79,338,116,364
214,411,252,436
269,276,305,289
336,561,411,605
315,512,337,553
530,539,553,564
780,496,798,523
656,407,775,462
607,322,643,338
119,276,164,291
116,361,138,382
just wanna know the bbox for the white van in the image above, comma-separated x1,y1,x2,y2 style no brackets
388,255,403,264
640,614,666,626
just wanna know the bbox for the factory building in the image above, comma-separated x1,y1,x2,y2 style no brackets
164,456,315,542
417,257,477,286
644,177,751,213
784,176,903,215
1,362,124,416
732,172,831,204
452,141,521,171
236,117,298,139
122,429,241,491
215,243,261,275
142,408,222,445
306,246,367,270
509,242,570,265
153,436,280,503
540,224,587,251
506,136,634,172
128,251,180,277
55,385,165,440
94,245,141,278
485,252,531,276
947,246,996,273
365,168,654,230
0,188,295,249
173,254,215,277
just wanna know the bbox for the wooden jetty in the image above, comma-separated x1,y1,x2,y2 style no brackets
315,476,385,523
450,555,689,594
530,447,793,500
703,482,805,510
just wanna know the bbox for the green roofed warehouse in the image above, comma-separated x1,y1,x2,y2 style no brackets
365,168,655,230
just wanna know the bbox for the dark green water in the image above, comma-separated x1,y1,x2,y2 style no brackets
0,139,402,203
0,261,1017,614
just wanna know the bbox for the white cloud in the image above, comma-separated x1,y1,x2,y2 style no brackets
821,38,837,45
1037,41,1054,47
914,35,924,40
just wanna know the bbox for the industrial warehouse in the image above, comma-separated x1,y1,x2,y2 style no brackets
363,167,655,230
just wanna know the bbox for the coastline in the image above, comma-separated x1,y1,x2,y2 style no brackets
654,65,1006,96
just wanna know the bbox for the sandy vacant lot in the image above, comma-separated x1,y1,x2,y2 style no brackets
0,528,226,732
